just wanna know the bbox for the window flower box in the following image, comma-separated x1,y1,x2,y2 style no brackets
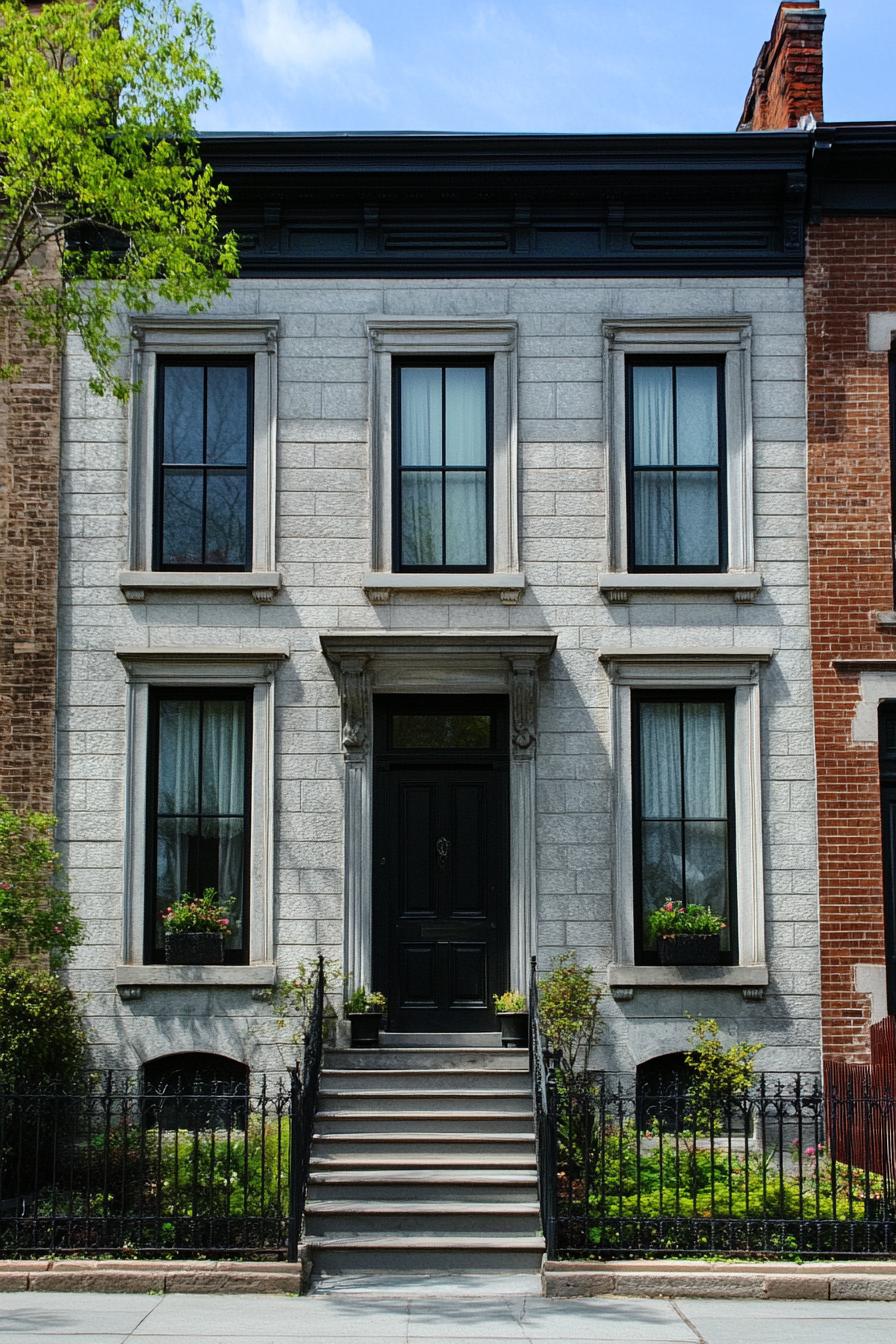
164,931,225,965
657,933,721,966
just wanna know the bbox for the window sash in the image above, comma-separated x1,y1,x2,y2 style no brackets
392,358,493,572
625,356,727,573
145,688,253,964
154,357,254,572
632,690,737,964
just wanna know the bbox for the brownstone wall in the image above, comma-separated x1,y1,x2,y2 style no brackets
0,294,60,812
805,217,896,1062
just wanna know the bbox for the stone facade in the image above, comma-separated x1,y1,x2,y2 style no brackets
56,274,820,1077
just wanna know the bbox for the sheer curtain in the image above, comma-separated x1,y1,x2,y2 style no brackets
445,367,487,566
400,367,442,565
639,702,682,927
683,702,729,944
203,700,246,947
675,365,720,566
156,700,200,946
632,366,674,566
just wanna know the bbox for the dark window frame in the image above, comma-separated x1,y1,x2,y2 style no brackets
144,686,253,965
625,354,728,573
392,356,494,573
153,355,255,573
632,688,737,966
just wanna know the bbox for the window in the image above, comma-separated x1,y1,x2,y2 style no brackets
393,360,492,571
626,359,726,572
155,358,253,571
632,692,735,963
115,646,286,990
365,319,522,603
601,646,770,994
121,317,279,602
146,689,251,964
600,319,760,602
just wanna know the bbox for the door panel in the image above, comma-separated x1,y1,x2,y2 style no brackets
372,697,509,1032
881,786,896,1014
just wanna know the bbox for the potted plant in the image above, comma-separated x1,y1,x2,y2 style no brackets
161,888,232,965
493,990,528,1048
647,901,725,966
344,987,386,1047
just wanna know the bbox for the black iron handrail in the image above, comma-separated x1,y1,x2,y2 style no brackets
529,954,558,1258
287,953,325,1262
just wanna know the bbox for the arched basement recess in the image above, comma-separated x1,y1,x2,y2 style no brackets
141,1052,249,1130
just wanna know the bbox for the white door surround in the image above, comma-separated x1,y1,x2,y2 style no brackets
319,631,557,995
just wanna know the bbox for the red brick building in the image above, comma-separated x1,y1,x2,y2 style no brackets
743,3,896,1061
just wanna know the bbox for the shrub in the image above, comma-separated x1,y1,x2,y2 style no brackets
493,990,526,1014
684,1016,763,1130
538,952,603,1074
0,965,86,1089
0,798,82,968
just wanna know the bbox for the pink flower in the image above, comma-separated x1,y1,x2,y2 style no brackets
52,924,62,934
805,1146,816,1157
219,918,229,927
663,902,675,912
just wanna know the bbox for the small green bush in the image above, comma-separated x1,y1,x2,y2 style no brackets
0,798,82,968
685,1017,763,1129
538,952,603,1073
0,965,86,1088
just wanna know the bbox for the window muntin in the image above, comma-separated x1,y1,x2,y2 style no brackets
393,359,492,571
626,357,726,572
154,358,253,571
146,689,252,963
633,691,736,963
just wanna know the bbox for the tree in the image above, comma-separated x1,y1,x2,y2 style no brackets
0,797,82,967
0,0,238,398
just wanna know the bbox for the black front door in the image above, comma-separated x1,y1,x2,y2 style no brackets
372,696,510,1031
879,704,896,1013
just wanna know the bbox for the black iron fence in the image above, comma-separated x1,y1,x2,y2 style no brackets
551,1072,896,1259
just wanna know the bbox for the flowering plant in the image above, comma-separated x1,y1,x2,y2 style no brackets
344,986,386,1015
493,990,526,1014
647,901,725,940
161,888,232,936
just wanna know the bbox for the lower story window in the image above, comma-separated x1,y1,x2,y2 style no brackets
146,688,252,963
633,691,735,962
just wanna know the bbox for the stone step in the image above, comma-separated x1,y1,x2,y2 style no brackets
315,1110,534,1136
311,1133,537,1160
310,1154,537,1171
321,1068,530,1092
305,1233,545,1275
379,1032,503,1047
304,1201,542,1236
307,1170,537,1203
324,1048,528,1072
317,1088,532,1114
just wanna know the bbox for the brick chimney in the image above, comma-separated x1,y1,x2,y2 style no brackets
738,2,825,131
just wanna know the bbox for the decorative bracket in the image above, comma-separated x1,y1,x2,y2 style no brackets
117,985,142,1002
510,657,538,760
339,656,370,762
610,986,635,1002
742,986,766,1003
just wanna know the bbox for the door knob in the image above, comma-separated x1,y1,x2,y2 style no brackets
436,836,450,868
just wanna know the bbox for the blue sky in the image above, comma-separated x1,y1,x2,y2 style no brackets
197,1,896,135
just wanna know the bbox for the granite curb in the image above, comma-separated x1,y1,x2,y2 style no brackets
542,1258,896,1300
0,1259,306,1294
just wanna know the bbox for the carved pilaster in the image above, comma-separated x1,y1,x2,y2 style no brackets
510,657,538,760
339,656,370,762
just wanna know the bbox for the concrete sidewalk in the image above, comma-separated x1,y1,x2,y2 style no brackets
2,1287,896,1341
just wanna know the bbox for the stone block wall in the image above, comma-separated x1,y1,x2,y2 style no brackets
57,276,820,1078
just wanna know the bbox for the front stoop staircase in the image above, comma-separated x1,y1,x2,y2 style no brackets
303,1033,545,1277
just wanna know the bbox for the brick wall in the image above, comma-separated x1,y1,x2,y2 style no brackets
805,217,896,1062
738,2,824,131
0,293,60,812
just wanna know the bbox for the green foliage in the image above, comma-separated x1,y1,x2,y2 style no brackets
684,1017,763,1130
160,888,231,935
646,901,726,940
493,990,526,1014
0,965,86,1088
538,952,603,1074
269,955,345,1046
344,986,386,1015
0,0,238,397
0,797,82,968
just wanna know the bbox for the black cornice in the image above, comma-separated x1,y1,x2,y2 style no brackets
809,123,896,219
199,131,811,278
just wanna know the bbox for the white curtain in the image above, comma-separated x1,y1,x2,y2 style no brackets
400,368,442,564
203,700,246,943
632,366,673,566
676,365,720,564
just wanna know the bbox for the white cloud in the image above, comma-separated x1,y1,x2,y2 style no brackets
242,0,374,81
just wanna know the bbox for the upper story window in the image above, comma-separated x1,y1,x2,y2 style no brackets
626,358,726,572
632,691,735,964
120,317,279,603
393,360,492,572
146,688,251,964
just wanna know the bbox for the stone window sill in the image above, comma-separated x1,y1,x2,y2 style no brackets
597,572,762,604
607,962,769,1002
876,611,896,631
114,963,277,1000
363,572,526,605
119,571,281,604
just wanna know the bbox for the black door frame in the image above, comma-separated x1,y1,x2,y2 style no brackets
371,694,510,1030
